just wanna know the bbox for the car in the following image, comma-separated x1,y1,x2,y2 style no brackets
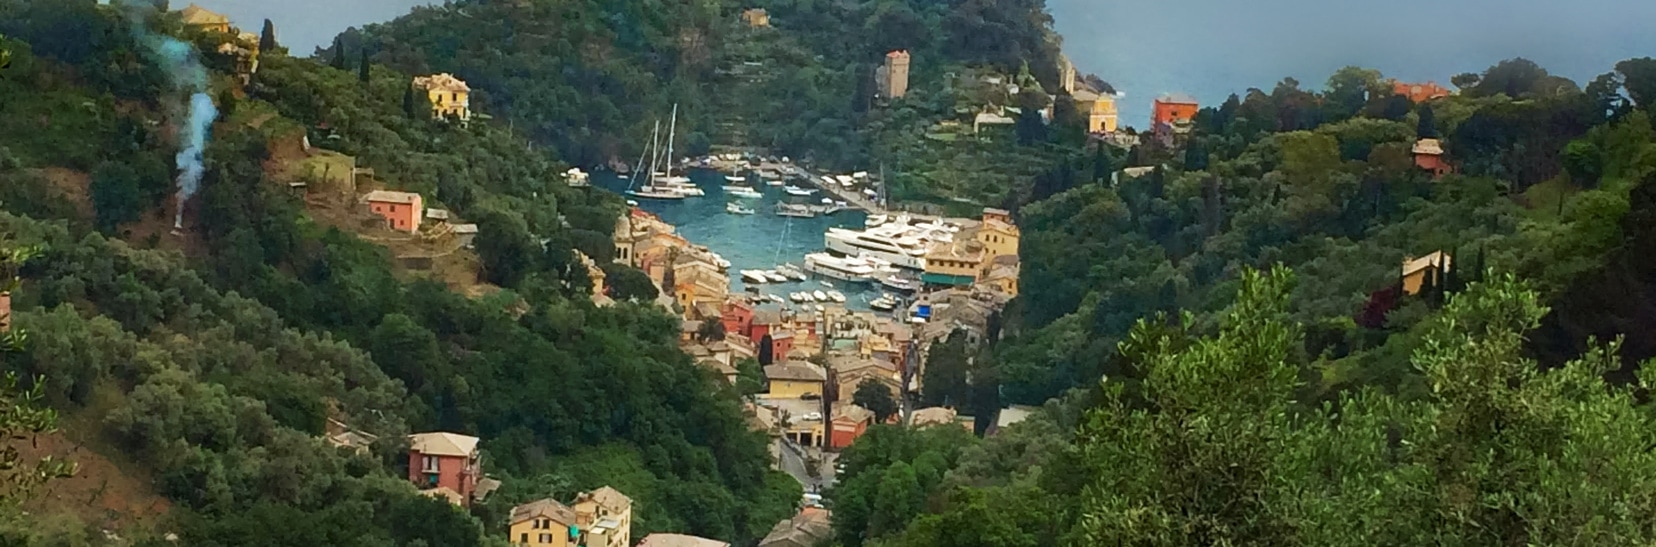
801,412,823,421
801,392,821,400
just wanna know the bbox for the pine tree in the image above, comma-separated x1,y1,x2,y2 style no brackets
258,19,276,53
1093,144,1111,183
358,50,371,84
330,38,346,70
1184,138,1209,171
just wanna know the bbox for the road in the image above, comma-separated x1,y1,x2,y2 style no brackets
777,439,838,493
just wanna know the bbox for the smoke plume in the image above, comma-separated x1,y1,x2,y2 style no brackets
127,6,219,229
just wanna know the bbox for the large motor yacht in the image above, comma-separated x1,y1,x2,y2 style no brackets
824,226,932,270
804,252,878,283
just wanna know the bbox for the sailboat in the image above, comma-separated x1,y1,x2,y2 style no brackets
625,120,684,200
653,104,703,196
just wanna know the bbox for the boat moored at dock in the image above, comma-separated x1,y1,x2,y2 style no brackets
804,252,877,283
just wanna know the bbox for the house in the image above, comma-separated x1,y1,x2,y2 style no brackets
741,8,770,27
1412,138,1451,178
408,432,483,505
923,241,985,287
364,190,424,233
980,261,1020,297
324,418,378,455
426,208,451,222
452,224,479,248
759,507,833,547
637,534,730,547
765,362,826,399
509,498,579,547
768,330,795,361
573,487,632,547
1072,89,1120,134
988,404,1039,435
1392,80,1452,102
829,404,875,449
975,208,1020,261
1152,93,1200,127
411,73,472,121
179,4,231,33
722,300,755,339
829,357,900,404
973,110,1017,134
577,251,606,297
1401,251,1453,296
874,50,911,100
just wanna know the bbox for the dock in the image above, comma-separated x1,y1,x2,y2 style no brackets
707,154,887,215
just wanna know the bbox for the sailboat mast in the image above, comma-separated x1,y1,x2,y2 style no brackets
665,103,678,177
628,122,656,192
643,120,662,189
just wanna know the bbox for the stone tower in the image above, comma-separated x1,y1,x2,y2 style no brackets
883,50,910,99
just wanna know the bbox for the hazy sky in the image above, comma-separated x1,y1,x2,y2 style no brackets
195,0,1656,127
1048,0,1656,126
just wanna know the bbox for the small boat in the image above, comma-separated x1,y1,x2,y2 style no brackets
789,292,806,303
775,203,816,218
726,202,756,215
820,280,834,288
813,290,829,301
826,291,846,303
728,187,763,199
766,178,786,187
765,271,789,283
870,296,898,312
711,254,732,270
815,305,826,312
784,185,817,196
768,294,786,304
881,275,918,293
626,186,686,200
727,175,747,182
777,264,808,281
626,199,639,206
797,292,816,303
741,270,769,283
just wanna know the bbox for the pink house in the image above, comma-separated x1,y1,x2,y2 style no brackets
365,190,424,233
408,432,482,505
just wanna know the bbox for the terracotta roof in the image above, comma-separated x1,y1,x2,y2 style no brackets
510,498,577,527
638,533,730,547
409,432,479,457
765,363,825,383
420,486,465,506
910,407,958,427
760,508,833,547
363,190,421,205
179,4,229,26
753,309,782,325
412,73,471,92
833,404,874,424
576,486,632,514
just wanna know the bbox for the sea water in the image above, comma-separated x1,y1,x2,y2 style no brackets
598,167,886,311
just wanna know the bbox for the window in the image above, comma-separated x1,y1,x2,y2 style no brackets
422,455,440,473
520,533,528,543
539,533,553,543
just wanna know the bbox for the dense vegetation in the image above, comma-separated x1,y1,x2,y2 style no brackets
0,1,795,544
339,0,1071,207
826,57,1656,545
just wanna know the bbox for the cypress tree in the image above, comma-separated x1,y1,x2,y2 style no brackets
330,38,347,70
258,19,276,53
1093,144,1111,183
1416,103,1437,138
358,50,371,83
403,85,418,118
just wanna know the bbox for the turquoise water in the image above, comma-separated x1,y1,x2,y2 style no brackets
597,168,886,311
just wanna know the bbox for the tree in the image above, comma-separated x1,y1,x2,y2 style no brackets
758,334,774,366
89,161,143,233
1091,144,1112,183
852,379,898,423
602,264,657,302
0,372,76,508
920,330,971,408
358,49,370,84
258,19,276,54
403,85,417,119
1450,72,1481,90
1562,140,1605,188
1615,57,1656,108
1324,66,1386,121
1416,103,1437,138
329,37,346,70
1182,138,1208,171
695,319,725,343
734,358,764,397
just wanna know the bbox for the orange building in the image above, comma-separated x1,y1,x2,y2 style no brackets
408,432,482,506
1152,93,1200,127
1412,139,1451,178
828,405,875,450
364,190,424,233
1392,80,1451,103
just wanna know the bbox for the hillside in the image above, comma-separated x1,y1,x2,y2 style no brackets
0,1,795,545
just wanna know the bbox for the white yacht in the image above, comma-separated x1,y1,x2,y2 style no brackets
726,202,756,215
804,252,877,282
764,270,789,283
870,295,898,312
777,264,808,281
727,186,763,199
813,290,829,301
766,178,786,187
784,185,817,196
824,227,930,270
741,270,769,283
826,291,846,303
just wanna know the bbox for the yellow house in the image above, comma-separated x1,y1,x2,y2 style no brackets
509,498,578,547
412,73,472,121
179,4,231,34
1070,89,1119,134
981,263,1019,297
923,241,985,287
976,210,1020,261
765,363,826,399
1401,251,1452,296
574,487,632,547
741,8,771,27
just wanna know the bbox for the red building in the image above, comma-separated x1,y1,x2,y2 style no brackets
829,405,875,449
408,432,482,505
768,331,795,362
1412,138,1451,178
1392,80,1451,103
1151,93,1199,127
721,300,754,339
